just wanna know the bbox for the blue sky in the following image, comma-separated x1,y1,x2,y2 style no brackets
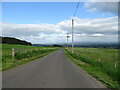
2,2,116,24
2,2,118,44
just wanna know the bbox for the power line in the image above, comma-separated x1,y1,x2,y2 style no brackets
74,2,80,17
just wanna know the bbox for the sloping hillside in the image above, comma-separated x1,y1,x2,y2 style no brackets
0,37,32,46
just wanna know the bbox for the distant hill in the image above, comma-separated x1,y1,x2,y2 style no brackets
0,37,32,46
66,42,119,49
32,44,62,47
32,44,52,47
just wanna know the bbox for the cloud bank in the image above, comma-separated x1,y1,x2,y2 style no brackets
1,16,118,44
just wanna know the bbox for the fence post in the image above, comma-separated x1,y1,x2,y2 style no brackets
12,48,15,59
98,59,101,63
114,62,116,69
114,62,117,73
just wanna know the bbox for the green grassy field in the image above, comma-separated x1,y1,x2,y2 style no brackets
65,47,120,89
1,44,59,71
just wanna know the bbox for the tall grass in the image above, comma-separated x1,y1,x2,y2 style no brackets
65,47,119,88
2,44,59,71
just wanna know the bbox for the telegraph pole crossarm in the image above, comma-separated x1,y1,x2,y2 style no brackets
67,33,70,48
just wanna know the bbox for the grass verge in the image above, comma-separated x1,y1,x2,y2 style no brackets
2,51,54,71
64,48,120,89
2,44,59,71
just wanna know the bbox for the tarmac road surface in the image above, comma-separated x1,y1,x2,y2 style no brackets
3,49,106,88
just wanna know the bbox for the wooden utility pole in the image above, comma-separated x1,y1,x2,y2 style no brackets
72,19,74,53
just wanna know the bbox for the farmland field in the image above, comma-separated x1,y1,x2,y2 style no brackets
65,47,120,89
1,44,59,71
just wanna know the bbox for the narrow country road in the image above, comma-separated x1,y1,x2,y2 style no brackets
3,49,106,88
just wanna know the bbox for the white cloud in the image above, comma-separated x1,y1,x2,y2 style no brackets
1,16,118,44
90,33,104,36
2,23,65,37
58,16,118,35
84,2,118,14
